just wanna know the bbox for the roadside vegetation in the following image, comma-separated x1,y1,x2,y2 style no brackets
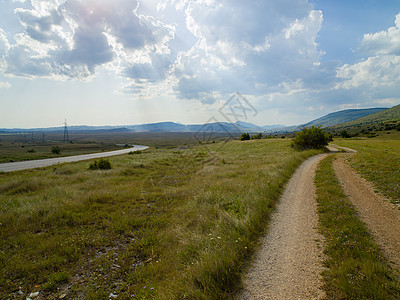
0,132,238,163
0,141,123,163
334,135,400,205
291,126,330,150
88,158,112,170
0,139,320,298
315,155,400,299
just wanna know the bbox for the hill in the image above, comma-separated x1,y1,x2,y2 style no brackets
333,104,400,129
0,121,278,134
302,108,387,128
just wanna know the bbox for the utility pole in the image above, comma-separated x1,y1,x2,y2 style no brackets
63,119,69,143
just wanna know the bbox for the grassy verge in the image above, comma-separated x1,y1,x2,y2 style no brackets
333,138,400,205
315,155,400,299
0,141,125,163
0,139,319,299
0,132,238,163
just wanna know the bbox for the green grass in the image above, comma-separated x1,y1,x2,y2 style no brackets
0,131,240,163
0,139,320,298
0,141,124,163
315,155,400,299
333,137,400,205
335,104,400,128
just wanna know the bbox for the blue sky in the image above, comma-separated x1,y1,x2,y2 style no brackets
0,0,400,128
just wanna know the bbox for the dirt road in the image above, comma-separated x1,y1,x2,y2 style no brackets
0,145,148,172
333,157,400,269
241,154,328,299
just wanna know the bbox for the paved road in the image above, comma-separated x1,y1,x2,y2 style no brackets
0,145,149,172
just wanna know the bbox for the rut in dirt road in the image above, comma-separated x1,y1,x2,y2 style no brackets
241,154,327,300
334,157,400,270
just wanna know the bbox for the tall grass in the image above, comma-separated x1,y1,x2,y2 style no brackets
1,139,319,298
315,155,400,299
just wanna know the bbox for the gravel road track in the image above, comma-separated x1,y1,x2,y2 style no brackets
241,154,328,299
333,157,400,269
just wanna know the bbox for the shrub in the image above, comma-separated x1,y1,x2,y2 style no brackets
340,130,351,138
89,158,112,170
292,126,330,150
240,132,250,141
251,133,263,140
128,150,141,155
51,146,61,155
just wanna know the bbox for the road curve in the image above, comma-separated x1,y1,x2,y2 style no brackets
0,145,149,172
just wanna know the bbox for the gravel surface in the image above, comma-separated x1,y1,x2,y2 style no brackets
334,157,400,269
241,154,327,300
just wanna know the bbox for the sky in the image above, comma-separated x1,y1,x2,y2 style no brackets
0,0,400,128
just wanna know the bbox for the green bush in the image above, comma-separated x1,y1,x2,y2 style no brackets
340,130,351,138
89,158,112,170
240,132,250,141
292,126,330,150
251,133,263,140
128,150,141,155
51,146,61,155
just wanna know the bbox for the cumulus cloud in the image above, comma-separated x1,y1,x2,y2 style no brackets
359,13,400,56
337,13,400,92
3,0,396,114
2,0,175,81
0,81,11,88
170,0,324,102
337,55,400,89
0,0,328,101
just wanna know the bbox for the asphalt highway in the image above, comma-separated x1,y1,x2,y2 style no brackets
0,145,149,172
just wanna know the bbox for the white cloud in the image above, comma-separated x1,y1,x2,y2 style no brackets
0,0,328,103
359,13,400,56
337,13,400,92
2,0,175,82
0,28,11,54
0,81,11,88
170,0,324,102
337,55,400,89
4,0,396,119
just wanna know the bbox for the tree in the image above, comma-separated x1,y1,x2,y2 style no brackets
51,146,61,155
240,132,250,141
340,130,351,138
291,126,330,150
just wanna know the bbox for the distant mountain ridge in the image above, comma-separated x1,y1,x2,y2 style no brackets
0,121,284,133
301,108,388,128
331,104,400,129
2,106,397,134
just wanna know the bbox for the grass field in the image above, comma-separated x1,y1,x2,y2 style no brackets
315,155,400,298
0,132,237,163
334,134,400,205
0,139,320,299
